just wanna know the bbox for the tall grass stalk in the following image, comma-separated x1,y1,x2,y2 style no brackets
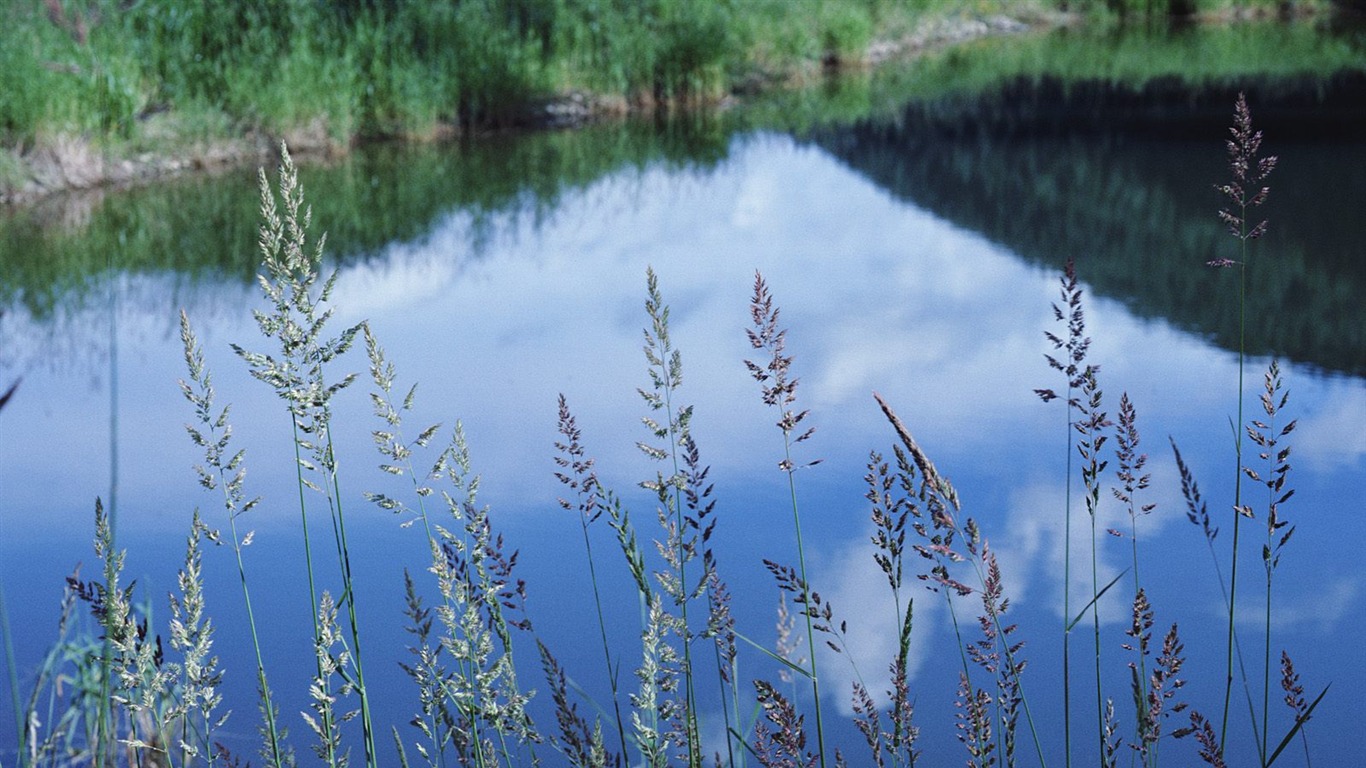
1208,91,1277,753
744,272,826,767
863,451,920,766
1034,256,1090,768
1244,360,1295,763
554,396,630,760
232,146,372,766
167,511,227,765
1112,392,1155,754
638,267,703,763
1077,366,1110,762
179,310,288,768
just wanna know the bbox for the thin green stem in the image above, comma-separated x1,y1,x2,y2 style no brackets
291,417,338,766
1091,513,1104,763
1062,402,1074,768
579,513,631,760
942,589,973,693
1263,574,1271,765
224,491,285,766
1220,244,1247,755
660,380,701,766
323,427,379,767
781,435,826,768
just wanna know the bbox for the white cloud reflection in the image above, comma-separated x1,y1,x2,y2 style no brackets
3,132,1363,738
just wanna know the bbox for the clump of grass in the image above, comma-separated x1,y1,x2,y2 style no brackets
61,499,230,767
875,393,1044,766
232,144,373,766
0,0,991,161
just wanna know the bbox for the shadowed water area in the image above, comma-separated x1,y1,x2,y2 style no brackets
1,20,1364,767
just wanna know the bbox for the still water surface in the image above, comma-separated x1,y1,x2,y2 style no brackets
1,78,1364,766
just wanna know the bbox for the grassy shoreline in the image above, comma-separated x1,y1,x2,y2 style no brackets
0,0,1345,206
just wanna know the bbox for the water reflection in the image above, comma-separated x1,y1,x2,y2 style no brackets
1,126,1363,765
810,113,1366,376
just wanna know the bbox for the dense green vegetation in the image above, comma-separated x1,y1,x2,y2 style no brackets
0,0,1344,159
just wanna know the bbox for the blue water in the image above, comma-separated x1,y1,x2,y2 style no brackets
1,132,1361,766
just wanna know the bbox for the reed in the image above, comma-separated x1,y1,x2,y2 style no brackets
745,272,826,767
553,396,631,761
179,310,289,768
1034,256,1089,768
859,451,920,767
1205,90,1278,754
637,267,705,764
231,145,374,766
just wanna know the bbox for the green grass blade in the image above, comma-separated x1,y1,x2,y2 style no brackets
733,630,814,681
1066,570,1128,633
1266,683,1329,767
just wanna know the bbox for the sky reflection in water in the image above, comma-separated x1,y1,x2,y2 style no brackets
0,132,1362,765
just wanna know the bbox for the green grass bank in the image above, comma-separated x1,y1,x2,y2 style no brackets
0,0,1351,203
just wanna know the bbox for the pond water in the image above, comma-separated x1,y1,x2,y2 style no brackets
2,27,1365,768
